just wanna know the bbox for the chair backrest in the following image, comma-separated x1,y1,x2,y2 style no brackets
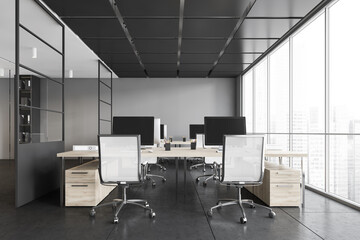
72,145,98,151
98,135,141,184
196,134,204,148
221,135,265,185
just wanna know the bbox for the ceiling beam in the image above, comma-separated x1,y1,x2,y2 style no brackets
108,0,148,77
207,0,257,77
176,0,185,77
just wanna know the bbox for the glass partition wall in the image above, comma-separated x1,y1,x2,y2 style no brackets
241,0,360,207
15,0,64,207
98,60,113,135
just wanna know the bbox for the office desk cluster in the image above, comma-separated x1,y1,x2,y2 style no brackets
57,148,307,208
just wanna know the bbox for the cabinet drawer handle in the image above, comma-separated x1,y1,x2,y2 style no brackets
71,185,88,187
275,172,294,175
276,184,293,188
71,172,88,174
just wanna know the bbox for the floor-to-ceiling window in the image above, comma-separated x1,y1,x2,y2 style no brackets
268,41,290,160
243,70,253,133
328,0,360,203
242,0,360,206
292,12,326,189
254,59,267,134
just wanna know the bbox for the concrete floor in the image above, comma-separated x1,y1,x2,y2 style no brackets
0,159,359,240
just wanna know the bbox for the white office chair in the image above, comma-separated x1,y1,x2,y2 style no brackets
207,135,275,224
89,135,155,223
141,157,166,186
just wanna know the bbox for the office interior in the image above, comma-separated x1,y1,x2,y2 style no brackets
1,0,359,239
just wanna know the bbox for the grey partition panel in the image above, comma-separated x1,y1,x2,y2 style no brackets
16,141,63,207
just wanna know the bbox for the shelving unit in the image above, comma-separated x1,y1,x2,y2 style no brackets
18,75,40,144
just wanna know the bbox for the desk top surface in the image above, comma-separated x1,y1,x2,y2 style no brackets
57,148,307,158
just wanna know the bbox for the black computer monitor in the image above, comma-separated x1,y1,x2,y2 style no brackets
204,117,246,145
189,124,204,139
160,124,168,140
113,116,154,146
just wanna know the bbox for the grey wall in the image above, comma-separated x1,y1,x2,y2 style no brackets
0,76,14,159
113,77,236,140
64,78,98,151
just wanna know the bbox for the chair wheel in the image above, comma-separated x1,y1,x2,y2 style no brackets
203,169,206,172
145,203,150,208
162,178,166,182
113,217,119,224
195,178,200,182
249,205,255,208
269,211,276,218
89,209,96,217
149,211,156,218
163,167,167,171
152,182,156,187
203,182,207,187
240,217,247,224
207,210,213,217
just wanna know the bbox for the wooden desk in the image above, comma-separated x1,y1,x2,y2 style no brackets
57,148,307,207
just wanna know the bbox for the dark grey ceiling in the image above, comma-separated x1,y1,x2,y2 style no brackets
42,0,323,78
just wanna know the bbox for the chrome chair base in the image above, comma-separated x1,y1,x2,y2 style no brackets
89,185,155,223
195,162,221,186
142,162,167,186
207,187,276,224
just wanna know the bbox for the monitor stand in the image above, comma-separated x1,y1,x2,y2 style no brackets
141,146,153,149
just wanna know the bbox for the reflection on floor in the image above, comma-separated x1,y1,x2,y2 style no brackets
1,160,359,240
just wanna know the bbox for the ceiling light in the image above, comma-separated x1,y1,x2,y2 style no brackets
0,68,4,77
69,69,73,78
32,47,37,59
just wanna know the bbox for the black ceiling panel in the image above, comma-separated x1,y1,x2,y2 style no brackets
184,0,252,17
210,71,241,78
179,64,213,72
248,0,322,17
43,0,324,78
180,54,218,64
145,64,177,72
116,71,147,77
141,54,178,63
63,19,125,38
99,53,139,64
148,71,177,78
43,0,114,16
235,19,300,38
182,39,226,53
135,39,178,53
126,19,179,38
179,72,208,78
117,0,179,17
182,19,238,38
213,64,246,72
219,53,261,64
83,39,133,53
225,39,277,53
110,63,143,72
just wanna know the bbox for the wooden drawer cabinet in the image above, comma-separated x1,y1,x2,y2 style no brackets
248,162,301,207
65,160,115,207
